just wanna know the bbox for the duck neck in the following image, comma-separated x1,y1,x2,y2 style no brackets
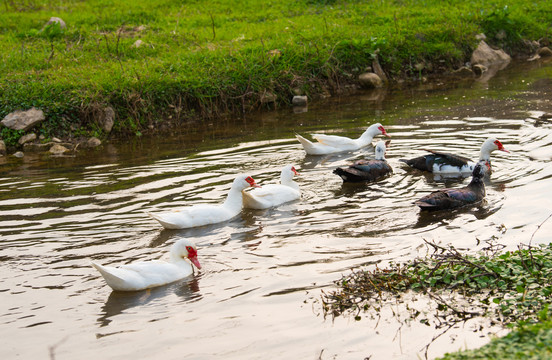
479,142,493,162
223,187,244,211
358,128,377,145
375,151,386,161
468,176,485,195
170,248,189,266
281,173,299,190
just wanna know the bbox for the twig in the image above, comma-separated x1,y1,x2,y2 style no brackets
209,13,216,41
529,212,552,246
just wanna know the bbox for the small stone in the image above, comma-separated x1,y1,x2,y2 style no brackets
52,137,62,143
49,144,69,154
537,47,552,57
132,40,144,48
292,95,308,107
39,134,45,140
0,140,6,156
18,133,37,145
1,107,45,131
475,33,487,40
471,40,511,67
13,151,24,158
45,17,66,30
358,73,383,89
87,137,102,148
135,25,146,32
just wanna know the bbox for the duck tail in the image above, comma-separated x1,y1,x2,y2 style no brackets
295,134,316,153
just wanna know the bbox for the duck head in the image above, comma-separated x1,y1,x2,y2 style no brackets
374,140,387,160
480,138,509,160
171,238,202,269
233,174,261,190
362,123,390,139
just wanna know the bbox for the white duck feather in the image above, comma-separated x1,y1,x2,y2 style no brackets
243,165,301,209
148,174,260,229
91,238,201,292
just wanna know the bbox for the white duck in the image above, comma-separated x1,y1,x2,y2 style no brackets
400,137,509,174
243,165,301,209
148,174,260,229
91,238,201,292
296,123,390,155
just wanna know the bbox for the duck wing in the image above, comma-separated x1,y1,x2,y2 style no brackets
401,151,471,172
334,160,392,182
415,187,481,211
311,134,357,149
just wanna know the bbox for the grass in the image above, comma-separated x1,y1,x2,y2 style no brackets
1,0,552,145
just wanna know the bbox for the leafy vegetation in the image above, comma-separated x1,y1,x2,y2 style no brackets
1,0,552,143
323,240,552,323
322,215,552,358
439,319,552,359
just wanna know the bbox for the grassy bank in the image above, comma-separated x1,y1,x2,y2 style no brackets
1,0,552,145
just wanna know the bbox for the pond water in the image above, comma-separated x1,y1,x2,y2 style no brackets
2,60,552,360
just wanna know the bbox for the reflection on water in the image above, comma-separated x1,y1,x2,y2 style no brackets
1,61,552,360
97,277,201,328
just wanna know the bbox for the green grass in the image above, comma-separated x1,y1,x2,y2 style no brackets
439,320,552,359
1,0,552,144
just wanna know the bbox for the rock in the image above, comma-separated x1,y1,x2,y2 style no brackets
537,47,552,57
471,40,511,67
473,64,488,76
52,137,62,143
132,40,144,48
45,17,66,30
87,137,102,148
13,151,24,158
18,133,37,145
97,106,115,133
49,144,69,154
292,95,308,107
452,66,474,77
0,140,5,156
358,73,383,89
1,107,45,131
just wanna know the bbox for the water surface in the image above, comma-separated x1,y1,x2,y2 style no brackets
2,60,552,359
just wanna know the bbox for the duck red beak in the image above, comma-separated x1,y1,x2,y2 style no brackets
379,125,391,137
292,167,300,176
495,140,509,153
245,176,261,188
189,255,202,269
